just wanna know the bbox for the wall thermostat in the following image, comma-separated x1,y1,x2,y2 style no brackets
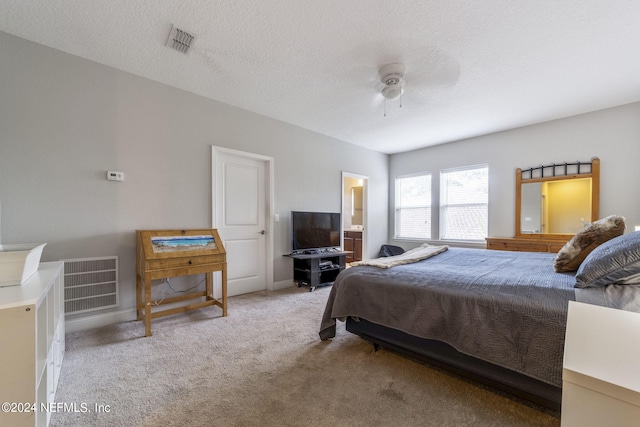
107,171,124,182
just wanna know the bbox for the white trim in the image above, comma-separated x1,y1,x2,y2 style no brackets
65,308,136,333
211,146,275,291
273,279,295,291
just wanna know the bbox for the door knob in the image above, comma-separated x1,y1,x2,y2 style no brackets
259,230,266,235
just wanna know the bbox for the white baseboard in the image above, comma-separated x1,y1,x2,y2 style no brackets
65,282,297,333
65,308,136,333
272,279,296,291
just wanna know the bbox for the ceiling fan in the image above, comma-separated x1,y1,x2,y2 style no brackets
377,63,407,116
379,63,406,101
373,53,460,116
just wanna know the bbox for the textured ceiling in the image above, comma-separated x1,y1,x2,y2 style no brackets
1,1,640,154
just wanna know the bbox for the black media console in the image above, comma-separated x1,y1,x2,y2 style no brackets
284,251,351,291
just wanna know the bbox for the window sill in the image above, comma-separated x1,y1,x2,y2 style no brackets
392,237,486,249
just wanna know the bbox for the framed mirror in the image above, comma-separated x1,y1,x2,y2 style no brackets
515,158,599,238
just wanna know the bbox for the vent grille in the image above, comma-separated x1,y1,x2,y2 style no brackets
63,257,118,314
166,25,195,54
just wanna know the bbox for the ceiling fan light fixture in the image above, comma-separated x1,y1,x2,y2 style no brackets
379,63,406,100
381,83,404,100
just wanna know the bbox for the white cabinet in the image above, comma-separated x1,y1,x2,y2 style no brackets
562,301,640,426
0,262,65,427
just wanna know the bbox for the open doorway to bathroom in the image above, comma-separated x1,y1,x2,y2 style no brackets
342,172,368,264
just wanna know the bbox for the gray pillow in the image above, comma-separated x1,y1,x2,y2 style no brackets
575,231,640,288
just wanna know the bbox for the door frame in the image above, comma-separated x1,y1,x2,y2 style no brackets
342,171,369,261
211,146,275,291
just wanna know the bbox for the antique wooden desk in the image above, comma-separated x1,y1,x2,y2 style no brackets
136,229,227,337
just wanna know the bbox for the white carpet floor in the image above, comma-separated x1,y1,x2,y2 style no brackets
50,286,560,426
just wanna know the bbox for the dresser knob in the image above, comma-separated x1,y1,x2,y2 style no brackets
188,260,192,265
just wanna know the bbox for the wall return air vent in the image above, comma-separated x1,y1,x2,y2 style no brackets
63,256,118,314
166,25,195,54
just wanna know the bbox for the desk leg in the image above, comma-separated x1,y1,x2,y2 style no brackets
222,263,228,317
144,279,152,337
205,272,213,299
136,274,142,321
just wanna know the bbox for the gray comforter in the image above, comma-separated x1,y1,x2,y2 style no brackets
319,247,576,387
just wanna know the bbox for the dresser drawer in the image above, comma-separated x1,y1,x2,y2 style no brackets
486,237,569,253
548,243,567,253
486,239,548,252
146,254,225,270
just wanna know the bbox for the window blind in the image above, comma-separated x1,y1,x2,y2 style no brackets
440,165,488,240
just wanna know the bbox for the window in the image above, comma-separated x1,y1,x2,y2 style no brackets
439,165,488,241
395,173,432,239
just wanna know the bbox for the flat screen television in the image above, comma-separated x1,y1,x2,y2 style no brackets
291,211,341,252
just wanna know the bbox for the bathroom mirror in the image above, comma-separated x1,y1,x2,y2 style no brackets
515,158,599,237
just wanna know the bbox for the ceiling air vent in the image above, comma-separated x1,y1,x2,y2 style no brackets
166,25,195,54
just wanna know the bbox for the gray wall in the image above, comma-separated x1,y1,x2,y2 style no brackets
0,32,389,325
389,101,640,249
4,28,639,328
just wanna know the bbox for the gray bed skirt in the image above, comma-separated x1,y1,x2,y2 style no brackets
345,316,562,410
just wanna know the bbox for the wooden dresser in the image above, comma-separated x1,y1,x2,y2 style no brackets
488,157,599,255
486,236,569,253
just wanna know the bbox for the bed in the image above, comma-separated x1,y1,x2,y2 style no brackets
319,230,640,410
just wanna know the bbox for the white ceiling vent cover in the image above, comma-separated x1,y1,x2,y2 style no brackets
166,25,195,54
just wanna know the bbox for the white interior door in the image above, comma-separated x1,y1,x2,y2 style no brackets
213,147,272,296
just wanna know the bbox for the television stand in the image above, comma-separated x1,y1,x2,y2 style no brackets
284,251,351,291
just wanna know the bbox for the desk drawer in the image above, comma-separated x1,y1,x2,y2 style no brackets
146,254,225,270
